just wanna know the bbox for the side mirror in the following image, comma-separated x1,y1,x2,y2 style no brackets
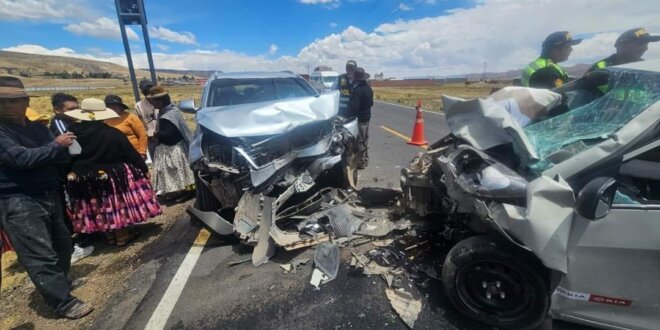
576,177,617,221
179,99,198,113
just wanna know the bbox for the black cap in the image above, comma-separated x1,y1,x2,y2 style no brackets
542,31,583,50
346,60,357,68
104,95,129,110
616,28,660,46
139,79,154,95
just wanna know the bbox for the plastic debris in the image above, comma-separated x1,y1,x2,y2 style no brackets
312,242,340,285
310,268,330,288
280,257,310,274
385,288,422,329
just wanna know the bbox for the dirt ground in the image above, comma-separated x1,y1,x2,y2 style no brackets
0,201,193,330
373,83,502,111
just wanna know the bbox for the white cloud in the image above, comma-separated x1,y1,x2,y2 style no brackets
148,26,198,45
269,44,279,55
64,17,139,41
297,0,341,9
5,0,660,78
330,22,338,28
155,43,171,52
424,0,437,4
398,3,413,11
0,0,91,21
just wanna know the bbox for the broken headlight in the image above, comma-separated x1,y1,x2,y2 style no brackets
451,149,527,202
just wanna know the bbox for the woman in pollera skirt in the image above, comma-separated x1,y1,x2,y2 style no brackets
64,98,162,246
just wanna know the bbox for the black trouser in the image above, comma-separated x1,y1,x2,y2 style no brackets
0,192,75,314
357,120,370,169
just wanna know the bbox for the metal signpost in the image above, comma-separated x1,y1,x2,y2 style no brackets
115,0,157,102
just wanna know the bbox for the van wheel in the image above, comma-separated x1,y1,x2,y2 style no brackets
442,235,549,330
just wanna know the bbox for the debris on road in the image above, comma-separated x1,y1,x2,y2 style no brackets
385,288,422,329
309,268,331,289
311,242,340,286
227,257,252,267
280,257,310,274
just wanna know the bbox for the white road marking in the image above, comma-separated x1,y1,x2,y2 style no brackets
145,229,211,330
375,100,445,116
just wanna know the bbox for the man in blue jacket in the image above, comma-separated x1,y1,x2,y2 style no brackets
0,76,92,319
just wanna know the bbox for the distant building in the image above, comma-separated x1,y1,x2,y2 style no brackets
374,72,384,81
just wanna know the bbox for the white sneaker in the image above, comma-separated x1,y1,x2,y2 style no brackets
71,244,94,264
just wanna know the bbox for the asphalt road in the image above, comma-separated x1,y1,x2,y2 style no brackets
91,102,589,330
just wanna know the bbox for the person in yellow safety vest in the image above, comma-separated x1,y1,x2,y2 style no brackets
333,60,357,117
587,28,660,73
521,31,582,89
585,28,660,95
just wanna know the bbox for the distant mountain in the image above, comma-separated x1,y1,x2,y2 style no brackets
463,63,592,81
148,69,216,78
0,51,183,79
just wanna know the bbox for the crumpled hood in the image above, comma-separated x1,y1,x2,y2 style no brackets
196,91,339,138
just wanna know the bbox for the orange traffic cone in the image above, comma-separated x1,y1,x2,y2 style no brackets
407,100,428,146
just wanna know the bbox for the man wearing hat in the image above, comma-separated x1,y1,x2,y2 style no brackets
0,76,93,319
522,31,583,89
587,28,660,73
347,67,373,169
334,60,358,116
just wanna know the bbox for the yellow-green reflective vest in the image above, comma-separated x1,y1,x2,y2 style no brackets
593,60,609,93
521,57,568,87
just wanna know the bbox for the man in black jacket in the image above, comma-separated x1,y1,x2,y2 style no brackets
347,67,373,169
0,76,93,319
333,60,357,116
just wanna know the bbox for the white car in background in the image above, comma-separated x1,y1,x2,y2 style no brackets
310,70,339,92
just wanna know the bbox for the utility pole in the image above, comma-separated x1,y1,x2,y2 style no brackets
115,0,157,102
482,62,487,81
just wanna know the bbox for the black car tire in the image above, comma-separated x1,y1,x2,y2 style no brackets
442,235,549,330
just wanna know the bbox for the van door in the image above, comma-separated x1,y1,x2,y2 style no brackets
551,141,660,330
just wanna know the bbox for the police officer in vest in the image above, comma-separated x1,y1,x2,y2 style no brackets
334,60,357,116
522,31,582,89
586,28,660,74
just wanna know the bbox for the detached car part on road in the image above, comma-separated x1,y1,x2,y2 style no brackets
181,72,362,265
401,60,660,330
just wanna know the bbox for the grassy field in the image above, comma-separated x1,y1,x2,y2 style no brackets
28,84,203,128
25,82,499,126
373,82,503,111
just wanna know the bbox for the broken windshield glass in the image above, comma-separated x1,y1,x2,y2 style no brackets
524,68,660,174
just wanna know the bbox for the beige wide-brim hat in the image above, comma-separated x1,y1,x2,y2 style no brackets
65,98,119,121
146,85,168,99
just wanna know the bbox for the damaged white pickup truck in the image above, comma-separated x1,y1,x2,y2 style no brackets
400,60,660,330
181,72,363,265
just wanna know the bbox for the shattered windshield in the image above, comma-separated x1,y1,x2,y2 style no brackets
524,68,660,173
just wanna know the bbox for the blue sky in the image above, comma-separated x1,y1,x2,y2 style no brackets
1,0,659,77
0,0,455,56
